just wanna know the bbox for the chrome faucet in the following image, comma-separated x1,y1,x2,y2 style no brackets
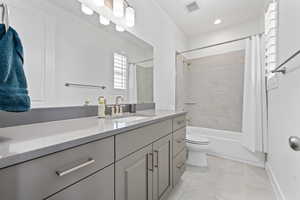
114,96,124,115
115,96,124,105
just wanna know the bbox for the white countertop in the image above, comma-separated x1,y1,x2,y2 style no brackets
0,110,186,169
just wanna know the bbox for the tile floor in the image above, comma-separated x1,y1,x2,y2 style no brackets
168,156,275,200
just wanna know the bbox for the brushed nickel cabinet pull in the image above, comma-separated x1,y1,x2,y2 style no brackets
154,150,159,168
148,153,154,171
177,120,184,125
176,162,185,169
56,158,95,177
176,138,184,143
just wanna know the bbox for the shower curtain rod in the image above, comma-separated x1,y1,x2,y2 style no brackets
129,58,153,65
177,33,264,55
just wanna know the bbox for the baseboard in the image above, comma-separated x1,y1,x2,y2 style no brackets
187,126,266,168
208,152,265,168
265,162,286,200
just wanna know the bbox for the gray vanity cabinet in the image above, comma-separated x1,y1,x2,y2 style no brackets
0,114,187,200
115,116,186,200
173,148,187,186
0,137,114,200
153,135,173,200
172,116,187,187
116,134,173,200
115,145,153,200
47,165,114,200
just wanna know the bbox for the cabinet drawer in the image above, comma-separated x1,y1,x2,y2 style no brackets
47,165,114,200
0,137,114,200
173,148,187,186
116,120,172,160
173,115,186,131
173,128,186,157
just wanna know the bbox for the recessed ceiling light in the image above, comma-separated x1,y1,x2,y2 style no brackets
214,19,222,25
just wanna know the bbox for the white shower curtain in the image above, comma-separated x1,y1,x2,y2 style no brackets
242,35,268,153
128,64,138,103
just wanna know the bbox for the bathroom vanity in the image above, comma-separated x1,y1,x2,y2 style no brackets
0,111,186,200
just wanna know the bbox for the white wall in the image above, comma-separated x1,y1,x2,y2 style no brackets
175,54,186,111
267,0,300,199
127,0,188,110
186,19,263,59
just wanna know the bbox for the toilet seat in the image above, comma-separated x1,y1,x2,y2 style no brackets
186,134,210,145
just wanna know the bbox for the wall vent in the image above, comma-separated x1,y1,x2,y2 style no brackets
186,1,200,13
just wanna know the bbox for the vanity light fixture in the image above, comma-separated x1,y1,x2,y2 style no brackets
81,4,94,15
78,0,135,32
214,19,222,25
116,25,125,32
113,0,124,17
125,6,135,27
99,15,110,25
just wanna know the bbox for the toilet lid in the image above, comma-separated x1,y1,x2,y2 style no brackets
186,134,210,145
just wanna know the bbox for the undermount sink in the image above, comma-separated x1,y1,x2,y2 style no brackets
112,116,149,123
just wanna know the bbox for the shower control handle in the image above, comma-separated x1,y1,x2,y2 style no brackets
289,136,300,151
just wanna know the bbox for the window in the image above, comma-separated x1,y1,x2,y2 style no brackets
113,53,127,90
265,2,278,77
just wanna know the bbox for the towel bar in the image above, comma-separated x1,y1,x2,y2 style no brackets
65,82,106,90
272,50,300,74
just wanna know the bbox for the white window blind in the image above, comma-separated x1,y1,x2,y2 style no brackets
114,53,127,90
265,2,278,76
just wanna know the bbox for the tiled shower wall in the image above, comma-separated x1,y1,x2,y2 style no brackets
184,50,245,132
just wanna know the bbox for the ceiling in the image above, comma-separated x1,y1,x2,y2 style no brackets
154,0,266,37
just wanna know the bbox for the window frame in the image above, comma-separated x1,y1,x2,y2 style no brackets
113,52,128,90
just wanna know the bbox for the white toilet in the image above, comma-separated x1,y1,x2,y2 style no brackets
186,130,210,167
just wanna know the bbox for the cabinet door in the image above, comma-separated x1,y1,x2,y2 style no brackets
173,148,187,187
46,165,114,200
153,135,172,200
115,145,153,200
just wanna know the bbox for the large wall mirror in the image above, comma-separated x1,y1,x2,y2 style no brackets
8,0,154,108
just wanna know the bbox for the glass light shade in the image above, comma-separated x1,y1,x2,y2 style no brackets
113,0,124,17
81,4,94,15
126,7,135,27
116,25,125,32
93,0,104,7
214,19,222,25
99,15,110,25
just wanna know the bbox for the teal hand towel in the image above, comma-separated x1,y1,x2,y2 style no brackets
0,24,31,112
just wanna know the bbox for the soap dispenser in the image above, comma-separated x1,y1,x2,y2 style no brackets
98,96,106,118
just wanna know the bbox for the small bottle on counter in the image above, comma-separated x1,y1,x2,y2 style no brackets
98,96,106,118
